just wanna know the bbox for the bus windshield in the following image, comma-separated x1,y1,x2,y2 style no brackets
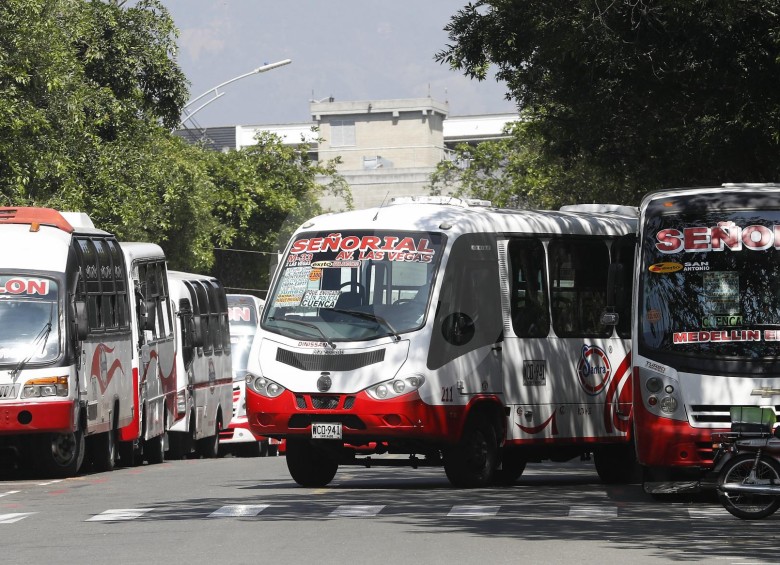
0,276,60,365
262,230,444,342
640,207,780,360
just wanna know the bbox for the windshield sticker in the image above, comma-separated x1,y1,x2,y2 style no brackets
274,266,311,307
309,268,322,282
286,253,313,267
291,233,436,263
701,271,740,327
684,261,710,272
656,222,780,254
300,290,339,309
648,262,683,274
0,277,51,297
310,260,362,269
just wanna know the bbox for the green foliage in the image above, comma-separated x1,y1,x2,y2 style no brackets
437,1,780,204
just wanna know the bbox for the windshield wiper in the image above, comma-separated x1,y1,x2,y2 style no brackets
268,316,335,348
11,305,54,380
329,309,401,341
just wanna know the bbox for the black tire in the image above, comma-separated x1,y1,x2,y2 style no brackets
197,418,221,458
146,433,165,465
444,417,498,488
90,426,117,473
285,439,338,487
594,445,642,484
268,444,279,457
37,430,85,478
492,448,527,486
718,453,780,519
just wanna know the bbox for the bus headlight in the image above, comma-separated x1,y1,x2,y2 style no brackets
367,374,425,400
21,376,68,398
246,373,284,398
660,396,678,414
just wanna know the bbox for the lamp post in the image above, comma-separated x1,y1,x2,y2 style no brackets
178,58,292,128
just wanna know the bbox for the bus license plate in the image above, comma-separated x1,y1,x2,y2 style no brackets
311,423,342,439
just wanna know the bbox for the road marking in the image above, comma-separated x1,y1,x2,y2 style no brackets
448,505,500,517
0,491,20,498
329,505,384,517
87,508,155,522
688,507,728,519
208,504,270,518
568,505,618,518
0,513,35,524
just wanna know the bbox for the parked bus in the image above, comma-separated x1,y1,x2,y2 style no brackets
165,271,233,458
245,196,637,487
220,294,278,456
0,207,133,476
117,242,177,465
633,183,780,489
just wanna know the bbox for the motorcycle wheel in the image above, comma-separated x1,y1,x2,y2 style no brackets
718,453,780,519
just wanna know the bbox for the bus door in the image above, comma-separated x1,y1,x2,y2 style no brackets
427,234,503,405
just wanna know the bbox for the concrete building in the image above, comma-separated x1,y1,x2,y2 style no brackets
176,97,518,210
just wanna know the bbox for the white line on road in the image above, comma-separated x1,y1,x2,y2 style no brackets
448,505,500,517
0,513,35,524
329,505,385,517
86,508,155,522
568,505,618,518
0,490,20,498
208,504,270,518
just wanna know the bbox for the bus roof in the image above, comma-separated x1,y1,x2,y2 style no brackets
296,200,637,239
641,183,780,210
0,206,108,235
119,242,165,263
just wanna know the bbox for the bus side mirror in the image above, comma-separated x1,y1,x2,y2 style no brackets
74,300,88,341
602,263,626,327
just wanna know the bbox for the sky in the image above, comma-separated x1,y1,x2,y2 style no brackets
160,0,517,128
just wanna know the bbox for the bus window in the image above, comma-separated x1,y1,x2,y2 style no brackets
611,234,635,338
427,234,502,370
508,238,549,337
192,281,212,355
549,238,611,338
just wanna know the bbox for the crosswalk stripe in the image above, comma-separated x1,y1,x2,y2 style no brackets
0,491,20,498
688,507,728,519
208,504,270,518
448,505,500,517
329,505,384,517
87,508,154,522
0,513,34,524
568,505,618,518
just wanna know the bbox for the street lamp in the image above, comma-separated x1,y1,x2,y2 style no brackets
178,58,292,128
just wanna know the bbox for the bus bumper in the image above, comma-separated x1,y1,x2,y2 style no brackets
634,402,721,468
247,388,463,443
0,400,77,435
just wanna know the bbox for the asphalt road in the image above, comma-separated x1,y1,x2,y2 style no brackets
0,454,776,565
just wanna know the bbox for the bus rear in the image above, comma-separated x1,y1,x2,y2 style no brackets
634,184,780,484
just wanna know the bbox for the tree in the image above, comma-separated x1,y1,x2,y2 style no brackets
206,130,351,297
436,1,780,204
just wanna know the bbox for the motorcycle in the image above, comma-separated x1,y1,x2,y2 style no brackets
713,406,780,519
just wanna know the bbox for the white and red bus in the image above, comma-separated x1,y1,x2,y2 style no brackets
245,196,637,487
220,294,280,456
165,271,233,458
0,207,134,476
118,242,177,465
633,184,780,489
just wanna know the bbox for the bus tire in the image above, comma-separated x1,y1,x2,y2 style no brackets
38,430,85,478
718,453,780,519
594,445,642,484
146,433,165,465
492,448,527,485
197,418,221,458
286,439,338,487
444,416,498,488
90,424,117,473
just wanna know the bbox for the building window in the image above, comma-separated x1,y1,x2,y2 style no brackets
330,120,356,147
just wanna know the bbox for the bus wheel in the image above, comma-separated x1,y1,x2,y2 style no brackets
90,425,117,473
444,417,498,488
286,439,338,487
594,445,642,484
38,431,85,478
197,419,220,458
146,433,165,465
492,448,527,486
